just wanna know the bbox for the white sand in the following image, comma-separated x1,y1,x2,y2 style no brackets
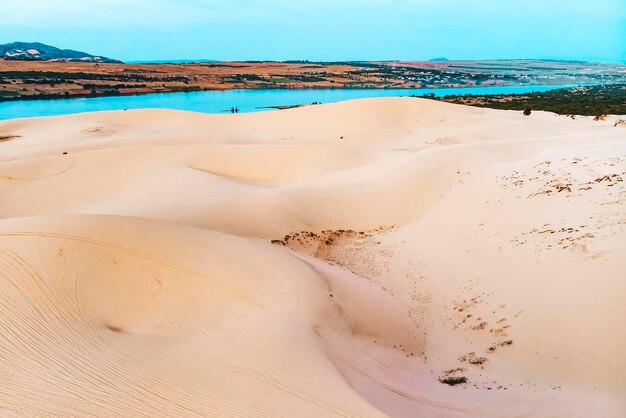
0,98,624,417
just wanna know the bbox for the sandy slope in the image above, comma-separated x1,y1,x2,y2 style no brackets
0,98,624,417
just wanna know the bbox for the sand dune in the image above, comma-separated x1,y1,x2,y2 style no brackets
0,98,624,417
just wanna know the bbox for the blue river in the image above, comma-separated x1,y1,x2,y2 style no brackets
0,85,575,121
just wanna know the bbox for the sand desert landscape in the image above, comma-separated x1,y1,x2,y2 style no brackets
0,98,624,417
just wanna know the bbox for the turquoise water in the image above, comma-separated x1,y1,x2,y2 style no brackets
0,85,575,121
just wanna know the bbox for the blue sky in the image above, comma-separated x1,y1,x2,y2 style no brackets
1,0,624,62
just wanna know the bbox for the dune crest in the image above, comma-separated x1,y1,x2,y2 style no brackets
0,98,624,417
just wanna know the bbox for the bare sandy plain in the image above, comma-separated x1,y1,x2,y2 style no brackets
0,98,624,417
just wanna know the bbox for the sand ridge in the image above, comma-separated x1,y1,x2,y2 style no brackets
0,98,624,417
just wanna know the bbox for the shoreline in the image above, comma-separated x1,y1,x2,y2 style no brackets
0,82,580,104
3,84,624,122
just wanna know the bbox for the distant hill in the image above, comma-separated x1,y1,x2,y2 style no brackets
0,42,121,63
429,57,449,62
127,59,219,64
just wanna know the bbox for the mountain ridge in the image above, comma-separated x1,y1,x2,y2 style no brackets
0,42,121,63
